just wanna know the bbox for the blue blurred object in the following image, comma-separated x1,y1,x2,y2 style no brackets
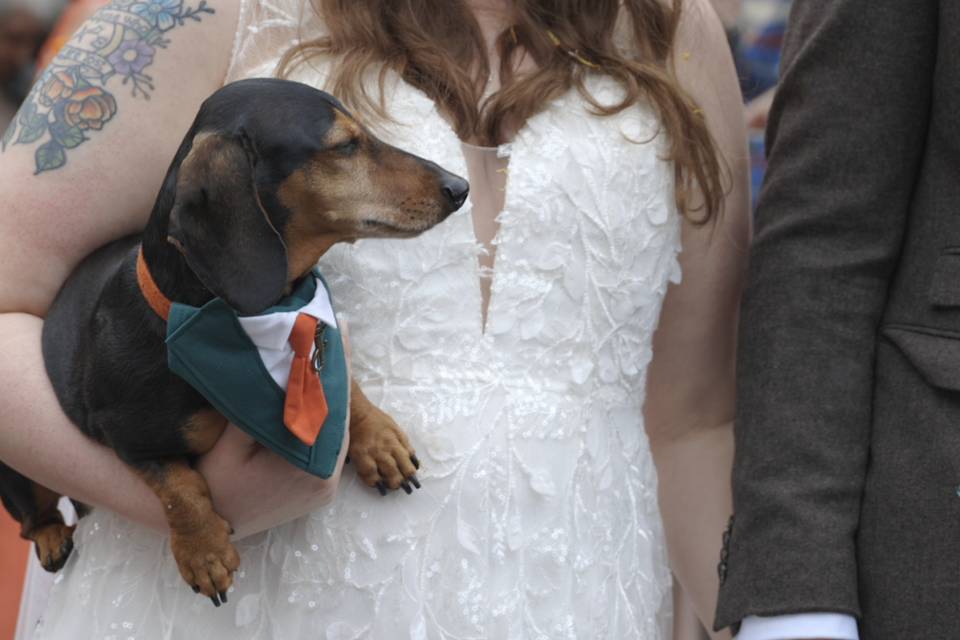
749,129,767,206
733,0,792,206
735,0,791,98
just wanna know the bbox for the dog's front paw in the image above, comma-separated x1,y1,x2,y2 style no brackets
33,522,75,572
170,513,240,607
349,410,421,496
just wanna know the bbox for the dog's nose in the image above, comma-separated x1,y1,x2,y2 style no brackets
440,175,470,211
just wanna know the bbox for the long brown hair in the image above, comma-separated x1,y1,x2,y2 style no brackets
280,0,723,222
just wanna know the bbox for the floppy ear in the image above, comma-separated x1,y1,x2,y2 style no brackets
168,131,289,315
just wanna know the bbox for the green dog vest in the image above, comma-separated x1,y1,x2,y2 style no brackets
165,271,347,478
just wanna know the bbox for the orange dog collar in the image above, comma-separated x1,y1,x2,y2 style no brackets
136,247,173,321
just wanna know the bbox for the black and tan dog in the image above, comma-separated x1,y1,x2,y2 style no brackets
0,78,468,606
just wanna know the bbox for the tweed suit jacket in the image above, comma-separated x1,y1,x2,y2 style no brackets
714,1,960,637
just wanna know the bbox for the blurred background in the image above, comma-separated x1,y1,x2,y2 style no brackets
731,0,791,205
0,0,790,638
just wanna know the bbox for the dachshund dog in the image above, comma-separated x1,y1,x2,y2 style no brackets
0,78,469,606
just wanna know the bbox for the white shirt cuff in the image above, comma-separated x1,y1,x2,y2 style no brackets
736,613,859,640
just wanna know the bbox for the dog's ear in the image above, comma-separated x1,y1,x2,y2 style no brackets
168,131,289,315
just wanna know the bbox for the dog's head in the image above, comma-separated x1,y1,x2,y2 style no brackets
163,78,469,315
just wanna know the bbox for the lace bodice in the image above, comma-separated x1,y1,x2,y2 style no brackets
27,2,682,639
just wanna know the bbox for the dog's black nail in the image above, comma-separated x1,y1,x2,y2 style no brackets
219,591,228,604
211,595,221,607
410,475,421,490
376,482,388,496
401,481,412,495
192,585,200,594
229,527,235,536
411,455,421,469
345,455,351,464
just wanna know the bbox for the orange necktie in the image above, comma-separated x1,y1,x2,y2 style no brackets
283,313,329,446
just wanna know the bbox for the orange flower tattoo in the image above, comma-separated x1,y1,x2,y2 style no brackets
1,1,214,174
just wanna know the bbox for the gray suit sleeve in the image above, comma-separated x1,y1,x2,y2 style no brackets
714,0,938,630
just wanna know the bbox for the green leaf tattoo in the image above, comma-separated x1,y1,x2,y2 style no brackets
17,104,48,145
50,120,86,149
1,0,215,174
36,141,67,173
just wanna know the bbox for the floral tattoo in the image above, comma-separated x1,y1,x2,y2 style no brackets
1,0,215,174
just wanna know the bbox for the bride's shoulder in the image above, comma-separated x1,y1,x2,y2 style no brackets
614,0,727,60
674,0,730,58
226,0,329,83
668,0,741,129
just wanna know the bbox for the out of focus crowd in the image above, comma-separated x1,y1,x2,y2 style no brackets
725,0,792,203
0,1,57,128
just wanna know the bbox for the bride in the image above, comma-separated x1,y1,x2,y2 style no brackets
1,0,747,637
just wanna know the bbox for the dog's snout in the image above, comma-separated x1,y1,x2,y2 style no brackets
440,175,470,211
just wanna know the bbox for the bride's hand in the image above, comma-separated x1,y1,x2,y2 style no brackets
197,424,347,539
197,320,352,539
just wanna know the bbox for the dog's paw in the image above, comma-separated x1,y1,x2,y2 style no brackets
349,411,421,496
170,513,240,607
33,522,75,572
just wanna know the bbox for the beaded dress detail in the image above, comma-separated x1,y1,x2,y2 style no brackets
28,1,682,638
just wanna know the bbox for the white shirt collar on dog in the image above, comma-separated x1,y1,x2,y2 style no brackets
236,276,338,390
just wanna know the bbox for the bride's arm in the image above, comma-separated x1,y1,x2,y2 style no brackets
643,1,750,638
0,1,342,536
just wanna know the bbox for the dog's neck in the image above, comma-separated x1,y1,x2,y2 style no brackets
138,207,318,316
137,167,333,315
139,221,213,312
143,235,216,307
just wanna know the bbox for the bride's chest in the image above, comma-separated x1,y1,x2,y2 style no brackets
317,75,681,371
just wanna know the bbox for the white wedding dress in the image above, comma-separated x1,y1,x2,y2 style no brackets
23,2,683,638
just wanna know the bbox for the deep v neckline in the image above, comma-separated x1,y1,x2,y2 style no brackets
460,141,510,335
418,94,564,336
417,96,519,337
386,72,580,336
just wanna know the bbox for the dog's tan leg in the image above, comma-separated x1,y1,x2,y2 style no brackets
138,459,239,606
22,483,74,572
180,409,228,455
347,379,421,495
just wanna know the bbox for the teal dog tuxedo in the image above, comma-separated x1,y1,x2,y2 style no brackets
140,250,348,479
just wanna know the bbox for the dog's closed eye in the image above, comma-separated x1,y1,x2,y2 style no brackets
333,138,360,156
